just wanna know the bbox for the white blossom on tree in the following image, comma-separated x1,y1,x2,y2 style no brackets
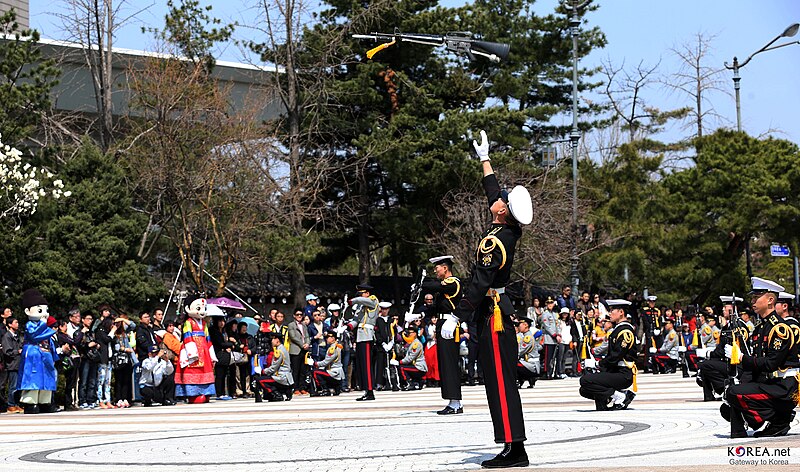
0,135,70,229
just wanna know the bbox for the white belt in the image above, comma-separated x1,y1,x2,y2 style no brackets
360,323,374,330
441,314,457,322
486,287,505,296
769,368,799,379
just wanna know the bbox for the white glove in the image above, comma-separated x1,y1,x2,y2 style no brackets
653,329,661,335
305,357,315,366
389,359,399,366
678,346,687,353
441,317,458,339
472,130,490,162
405,312,421,323
724,344,742,362
386,340,394,351
649,347,657,354
584,358,597,369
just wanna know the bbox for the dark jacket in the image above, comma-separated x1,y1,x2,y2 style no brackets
2,329,23,371
209,325,233,366
135,324,157,361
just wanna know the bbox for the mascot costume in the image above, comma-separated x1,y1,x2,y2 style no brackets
175,294,217,403
17,289,58,414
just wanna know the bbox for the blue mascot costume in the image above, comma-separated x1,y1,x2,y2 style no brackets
17,289,58,414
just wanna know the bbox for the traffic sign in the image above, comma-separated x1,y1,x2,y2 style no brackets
770,244,791,257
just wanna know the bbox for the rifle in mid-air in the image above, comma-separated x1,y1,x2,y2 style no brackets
352,31,510,63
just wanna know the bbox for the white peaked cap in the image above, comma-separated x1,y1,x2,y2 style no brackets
508,186,533,225
750,277,785,294
606,299,632,307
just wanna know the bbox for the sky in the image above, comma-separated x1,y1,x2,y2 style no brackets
28,0,800,146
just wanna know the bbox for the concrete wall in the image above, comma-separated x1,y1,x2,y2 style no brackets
35,39,283,121
0,0,28,29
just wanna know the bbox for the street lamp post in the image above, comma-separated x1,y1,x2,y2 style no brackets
562,0,590,295
724,22,799,279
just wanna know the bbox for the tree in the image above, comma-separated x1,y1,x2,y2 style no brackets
663,32,729,139
292,0,607,303
53,0,148,150
143,0,235,72
125,54,273,296
0,9,61,148
12,140,163,313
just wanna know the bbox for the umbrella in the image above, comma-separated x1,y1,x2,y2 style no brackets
206,304,227,318
239,317,260,336
207,297,246,310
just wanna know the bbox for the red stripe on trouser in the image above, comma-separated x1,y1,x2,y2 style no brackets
492,328,512,443
366,343,373,390
736,393,771,424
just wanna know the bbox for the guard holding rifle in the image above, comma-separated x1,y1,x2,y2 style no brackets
348,284,380,401
419,255,464,415
721,277,798,438
579,299,637,411
641,295,662,373
697,296,748,401
453,130,533,469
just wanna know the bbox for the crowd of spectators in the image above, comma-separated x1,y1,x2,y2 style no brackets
0,285,769,413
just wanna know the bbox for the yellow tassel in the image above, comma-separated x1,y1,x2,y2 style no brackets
730,339,741,365
454,324,460,342
580,338,588,360
491,290,503,332
366,39,396,59
691,329,699,347
793,374,799,407
631,363,638,393
492,304,502,332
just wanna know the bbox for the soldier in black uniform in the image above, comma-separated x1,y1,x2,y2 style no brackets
453,130,533,469
641,295,662,373
697,296,748,402
721,277,799,438
420,255,464,415
579,299,638,411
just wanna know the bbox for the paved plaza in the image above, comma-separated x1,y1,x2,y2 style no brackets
0,374,797,471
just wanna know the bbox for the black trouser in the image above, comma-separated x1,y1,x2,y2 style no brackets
579,367,633,409
253,374,292,400
214,362,231,396
63,364,79,407
399,365,426,384
311,369,340,391
0,370,7,410
477,296,526,444
356,341,374,392
141,375,174,405
78,358,98,405
542,344,557,378
437,318,462,400
698,358,728,400
374,344,388,388
290,352,308,391
112,365,133,403
653,355,678,373
516,363,539,384
725,377,797,432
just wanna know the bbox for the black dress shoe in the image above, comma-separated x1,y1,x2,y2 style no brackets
720,404,731,422
355,391,375,401
436,406,463,415
730,430,748,439
621,390,636,409
753,423,790,438
481,442,529,469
